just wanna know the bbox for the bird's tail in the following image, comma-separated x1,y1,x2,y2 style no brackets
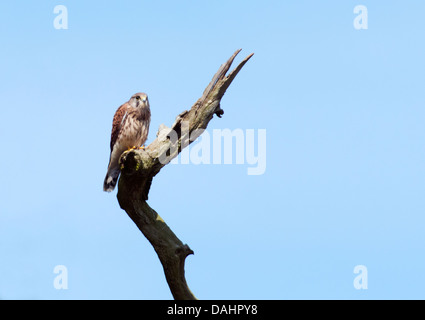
103,167,120,192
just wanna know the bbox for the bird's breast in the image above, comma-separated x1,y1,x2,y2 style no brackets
118,114,149,148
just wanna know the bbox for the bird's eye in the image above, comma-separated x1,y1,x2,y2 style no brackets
136,96,140,100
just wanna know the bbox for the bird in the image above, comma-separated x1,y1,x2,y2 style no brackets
103,92,151,192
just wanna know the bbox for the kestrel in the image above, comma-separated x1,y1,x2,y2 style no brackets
103,92,151,192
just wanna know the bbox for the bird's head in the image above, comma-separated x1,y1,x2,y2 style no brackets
129,92,149,109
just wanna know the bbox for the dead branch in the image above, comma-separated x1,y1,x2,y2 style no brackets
116,49,253,300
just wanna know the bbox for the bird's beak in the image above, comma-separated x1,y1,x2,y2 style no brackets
142,96,147,103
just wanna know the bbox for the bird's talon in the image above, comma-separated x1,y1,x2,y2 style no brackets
126,145,145,151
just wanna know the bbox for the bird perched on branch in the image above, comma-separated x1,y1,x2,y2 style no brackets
103,92,151,192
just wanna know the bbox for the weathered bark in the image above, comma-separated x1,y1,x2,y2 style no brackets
116,49,254,300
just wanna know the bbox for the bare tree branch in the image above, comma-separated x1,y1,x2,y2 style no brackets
116,49,254,300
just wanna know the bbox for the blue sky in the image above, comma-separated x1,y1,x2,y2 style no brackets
1,1,425,299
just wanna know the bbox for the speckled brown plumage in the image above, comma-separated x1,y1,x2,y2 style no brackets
103,92,151,192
